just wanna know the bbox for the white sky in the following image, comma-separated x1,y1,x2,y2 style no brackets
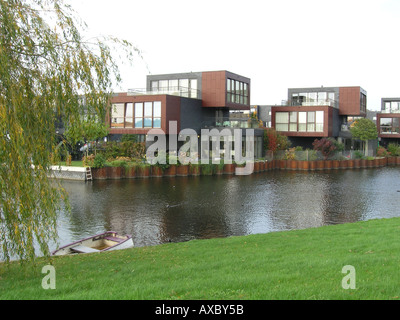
68,0,400,111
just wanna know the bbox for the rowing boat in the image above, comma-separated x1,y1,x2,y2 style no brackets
52,231,133,256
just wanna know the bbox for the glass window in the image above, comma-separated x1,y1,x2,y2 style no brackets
289,111,297,132
179,79,189,89
151,81,158,92
159,80,168,91
318,92,327,101
393,118,400,133
316,111,324,132
135,118,143,128
153,118,161,128
190,79,198,98
309,92,317,102
144,102,153,117
134,102,143,128
276,112,289,123
135,103,143,117
153,101,161,117
111,103,124,127
298,112,307,132
380,118,392,133
125,103,133,127
275,112,289,131
144,118,152,128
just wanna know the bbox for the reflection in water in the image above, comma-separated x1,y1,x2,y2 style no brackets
56,167,400,251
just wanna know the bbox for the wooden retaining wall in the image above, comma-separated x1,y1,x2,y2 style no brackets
89,157,400,180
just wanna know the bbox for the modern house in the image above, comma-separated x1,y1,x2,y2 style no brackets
271,86,367,149
377,98,400,145
107,70,264,158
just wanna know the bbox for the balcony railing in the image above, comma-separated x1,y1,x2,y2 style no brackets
127,87,200,99
288,99,337,108
381,109,400,114
202,118,262,129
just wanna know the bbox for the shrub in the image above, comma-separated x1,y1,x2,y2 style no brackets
93,153,106,168
82,154,95,167
354,150,366,159
376,146,389,157
387,143,400,157
312,138,337,160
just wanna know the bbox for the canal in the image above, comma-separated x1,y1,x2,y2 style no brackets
55,167,400,251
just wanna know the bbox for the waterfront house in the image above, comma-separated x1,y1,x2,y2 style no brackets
377,98,400,146
108,70,264,159
270,86,368,150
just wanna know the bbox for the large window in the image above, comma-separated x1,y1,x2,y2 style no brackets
275,112,289,131
134,101,161,129
227,78,249,105
111,101,161,129
383,101,400,113
150,79,198,98
275,111,324,133
380,117,400,134
291,92,336,107
111,103,125,127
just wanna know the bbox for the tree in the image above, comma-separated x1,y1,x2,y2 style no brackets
65,119,110,157
350,118,378,157
0,0,138,262
312,138,337,160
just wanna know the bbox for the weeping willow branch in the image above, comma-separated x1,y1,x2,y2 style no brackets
0,0,141,262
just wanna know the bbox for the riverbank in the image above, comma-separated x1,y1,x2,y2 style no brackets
2,217,400,300
49,156,400,180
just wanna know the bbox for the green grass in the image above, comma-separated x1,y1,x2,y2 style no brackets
56,161,84,167
2,217,400,300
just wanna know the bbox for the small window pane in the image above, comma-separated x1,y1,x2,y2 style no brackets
153,101,161,117
276,124,288,131
144,102,153,117
153,118,161,128
299,112,307,123
151,81,158,91
135,118,143,128
307,111,315,123
307,123,315,131
316,111,324,123
135,103,143,117
276,112,289,123
144,118,152,128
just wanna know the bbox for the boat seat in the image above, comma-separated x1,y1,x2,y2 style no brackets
104,236,124,243
71,245,100,253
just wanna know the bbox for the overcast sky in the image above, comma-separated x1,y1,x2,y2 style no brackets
69,0,400,111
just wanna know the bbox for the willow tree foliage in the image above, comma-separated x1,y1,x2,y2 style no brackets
0,0,138,262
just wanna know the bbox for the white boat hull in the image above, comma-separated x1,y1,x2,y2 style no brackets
52,231,134,256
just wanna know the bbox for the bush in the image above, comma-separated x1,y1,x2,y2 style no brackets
93,153,106,168
376,146,389,157
82,154,95,167
387,143,400,157
354,150,366,159
312,138,337,160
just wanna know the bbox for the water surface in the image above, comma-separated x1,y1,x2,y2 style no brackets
55,167,400,250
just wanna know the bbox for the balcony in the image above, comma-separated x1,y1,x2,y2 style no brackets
202,117,262,129
289,99,337,108
127,87,200,99
381,109,400,114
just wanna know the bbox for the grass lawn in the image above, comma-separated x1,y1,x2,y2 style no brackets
1,217,400,300
56,161,84,167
